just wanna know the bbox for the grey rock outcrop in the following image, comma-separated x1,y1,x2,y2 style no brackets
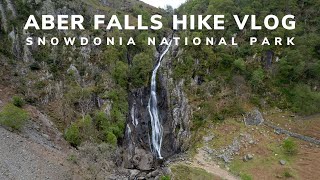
264,121,320,145
245,109,264,126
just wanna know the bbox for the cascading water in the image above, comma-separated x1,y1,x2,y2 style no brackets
131,103,138,127
148,39,173,159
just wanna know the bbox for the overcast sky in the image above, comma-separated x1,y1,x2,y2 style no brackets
140,0,186,9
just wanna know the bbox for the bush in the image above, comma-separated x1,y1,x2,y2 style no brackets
283,170,293,178
29,62,41,71
233,58,246,72
106,131,117,146
94,110,109,130
0,104,29,130
250,68,265,89
67,154,78,164
112,61,128,88
78,115,96,141
12,96,25,107
65,123,81,147
160,175,171,180
282,138,298,155
288,84,320,115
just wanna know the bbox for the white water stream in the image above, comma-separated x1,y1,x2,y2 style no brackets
148,39,173,159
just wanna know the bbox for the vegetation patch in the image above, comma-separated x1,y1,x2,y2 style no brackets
64,123,81,147
282,138,298,156
171,164,217,180
12,96,25,107
0,103,29,131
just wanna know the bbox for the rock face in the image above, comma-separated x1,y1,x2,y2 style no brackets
245,109,264,126
122,44,191,170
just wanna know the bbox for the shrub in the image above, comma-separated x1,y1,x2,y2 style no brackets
29,62,41,71
65,123,81,147
160,175,171,180
250,68,265,89
233,58,246,72
282,138,298,155
0,104,29,130
288,84,320,115
112,61,128,88
106,131,117,146
67,154,78,164
94,110,109,129
78,115,96,141
283,170,293,178
12,96,25,107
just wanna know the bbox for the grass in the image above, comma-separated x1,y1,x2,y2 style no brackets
208,119,246,149
240,173,253,180
188,111,302,179
67,154,78,164
229,140,298,179
188,118,246,158
282,138,298,156
171,164,218,180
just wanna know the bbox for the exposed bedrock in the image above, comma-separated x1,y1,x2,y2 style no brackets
122,44,191,171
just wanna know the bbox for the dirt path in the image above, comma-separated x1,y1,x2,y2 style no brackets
189,149,239,180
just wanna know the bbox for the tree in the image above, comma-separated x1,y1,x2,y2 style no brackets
130,52,153,88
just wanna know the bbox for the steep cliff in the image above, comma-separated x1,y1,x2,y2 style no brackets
122,42,191,170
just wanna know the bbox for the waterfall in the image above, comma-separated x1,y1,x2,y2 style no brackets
148,39,173,159
126,124,133,159
131,103,138,127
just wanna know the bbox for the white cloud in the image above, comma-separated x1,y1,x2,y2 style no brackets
140,0,186,9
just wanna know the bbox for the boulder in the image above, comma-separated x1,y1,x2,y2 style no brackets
129,169,140,179
243,154,254,162
279,160,286,165
203,135,214,143
245,109,264,126
132,148,154,171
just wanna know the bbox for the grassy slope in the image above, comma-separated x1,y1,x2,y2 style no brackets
187,109,320,180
